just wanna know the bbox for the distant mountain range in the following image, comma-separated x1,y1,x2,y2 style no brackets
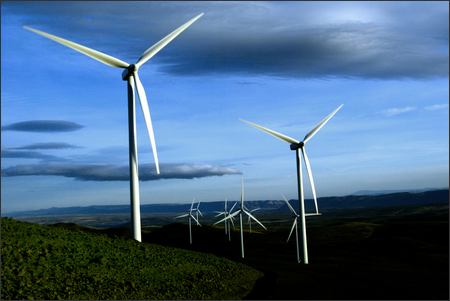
5,189,448,218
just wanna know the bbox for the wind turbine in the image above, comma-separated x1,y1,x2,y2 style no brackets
215,178,266,258
24,13,204,242
215,199,237,241
193,201,203,225
175,198,201,245
247,208,260,234
240,104,343,264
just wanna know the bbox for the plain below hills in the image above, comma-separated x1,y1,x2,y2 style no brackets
6,188,449,218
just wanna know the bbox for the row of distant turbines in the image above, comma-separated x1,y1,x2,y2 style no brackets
24,13,342,264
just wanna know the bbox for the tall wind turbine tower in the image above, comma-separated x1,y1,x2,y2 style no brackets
240,105,342,263
24,14,204,242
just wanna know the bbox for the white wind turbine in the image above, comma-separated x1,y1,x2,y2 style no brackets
281,194,320,263
215,178,266,258
240,104,343,264
214,199,237,241
24,13,204,242
175,198,201,245
193,201,203,225
247,208,260,234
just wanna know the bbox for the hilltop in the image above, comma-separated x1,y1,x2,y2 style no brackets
0,218,262,300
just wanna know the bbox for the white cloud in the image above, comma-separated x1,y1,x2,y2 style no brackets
424,103,449,111
382,106,417,117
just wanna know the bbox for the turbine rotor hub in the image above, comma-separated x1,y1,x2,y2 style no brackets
122,64,138,81
290,141,304,150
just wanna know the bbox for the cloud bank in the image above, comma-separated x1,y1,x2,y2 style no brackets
2,120,83,132
5,2,448,79
1,163,241,181
9,1,449,79
10,142,81,150
1,150,59,160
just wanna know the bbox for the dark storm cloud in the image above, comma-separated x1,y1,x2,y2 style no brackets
1,149,59,160
6,2,448,79
10,142,81,150
1,163,241,181
2,120,83,132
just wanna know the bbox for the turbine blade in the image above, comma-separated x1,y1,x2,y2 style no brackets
229,216,236,229
214,210,240,225
305,213,322,217
244,210,267,230
250,208,260,213
190,199,195,212
23,26,129,68
196,201,201,210
135,13,204,68
215,212,225,217
281,194,297,215
133,72,160,174
229,202,237,213
240,119,300,144
175,213,189,219
191,215,201,226
287,218,297,242
301,148,319,214
197,209,203,217
303,104,343,144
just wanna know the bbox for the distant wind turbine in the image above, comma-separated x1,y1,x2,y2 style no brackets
281,194,320,263
240,104,343,263
175,198,201,244
24,13,204,242
193,201,203,225
215,199,237,241
247,208,260,234
215,178,266,258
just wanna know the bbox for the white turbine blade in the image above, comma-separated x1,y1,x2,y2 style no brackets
191,215,201,226
197,209,203,217
301,148,319,214
305,213,322,216
135,13,204,68
229,216,236,229
287,218,297,242
196,201,201,210
175,213,189,219
244,210,267,230
215,212,225,217
240,119,300,144
250,208,260,213
214,210,240,225
281,194,297,215
303,104,343,144
229,202,237,213
225,198,228,211
23,26,129,68
190,199,195,212
133,72,160,174
241,176,244,208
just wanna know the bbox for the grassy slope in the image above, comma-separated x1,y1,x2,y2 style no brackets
1,218,262,300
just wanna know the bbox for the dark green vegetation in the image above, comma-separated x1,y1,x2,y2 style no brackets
1,218,262,300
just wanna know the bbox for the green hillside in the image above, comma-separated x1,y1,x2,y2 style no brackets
1,218,262,300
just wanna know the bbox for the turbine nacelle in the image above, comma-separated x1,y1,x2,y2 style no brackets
122,64,138,80
290,141,304,150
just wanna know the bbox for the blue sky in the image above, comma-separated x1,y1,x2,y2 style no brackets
1,1,448,212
